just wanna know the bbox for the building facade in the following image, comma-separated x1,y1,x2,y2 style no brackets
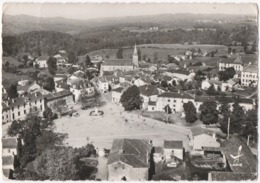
156,92,195,113
2,92,45,123
241,64,258,87
100,45,139,76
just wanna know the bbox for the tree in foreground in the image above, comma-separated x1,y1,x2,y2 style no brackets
183,101,197,123
206,84,218,96
33,147,83,180
47,57,57,76
116,47,123,59
8,116,66,166
120,85,142,111
84,55,92,68
67,51,76,64
199,101,219,125
7,84,18,98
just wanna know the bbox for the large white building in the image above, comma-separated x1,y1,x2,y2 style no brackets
100,45,139,76
155,92,195,113
241,63,258,87
33,56,49,68
218,55,243,71
2,92,45,123
69,79,95,102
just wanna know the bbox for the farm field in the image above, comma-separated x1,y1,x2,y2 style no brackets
2,71,30,85
85,44,229,62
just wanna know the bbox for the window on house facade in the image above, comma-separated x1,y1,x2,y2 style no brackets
24,104,26,108
174,100,176,102
18,112,20,116
18,105,20,109
12,107,14,111
2,116,4,120
40,105,42,111
35,101,37,105
12,114,15,120
6,115,8,119
168,99,170,102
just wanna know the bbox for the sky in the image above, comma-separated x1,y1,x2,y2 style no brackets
2,3,258,20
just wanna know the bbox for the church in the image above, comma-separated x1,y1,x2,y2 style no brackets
100,45,139,76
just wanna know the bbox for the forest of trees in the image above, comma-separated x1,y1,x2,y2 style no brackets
2,23,258,58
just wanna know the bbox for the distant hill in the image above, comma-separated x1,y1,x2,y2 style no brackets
2,13,257,36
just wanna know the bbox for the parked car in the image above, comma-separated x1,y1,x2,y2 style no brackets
72,112,80,117
167,161,177,168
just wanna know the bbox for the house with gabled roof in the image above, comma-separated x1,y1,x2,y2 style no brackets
2,92,45,122
138,84,164,109
241,63,258,87
33,56,49,68
2,137,23,180
218,54,244,71
68,79,95,101
156,91,195,113
163,140,184,160
107,139,152,181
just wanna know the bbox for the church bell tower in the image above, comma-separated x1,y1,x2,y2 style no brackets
132,44,139,68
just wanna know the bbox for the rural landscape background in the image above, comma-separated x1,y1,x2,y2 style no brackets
1,3,258,181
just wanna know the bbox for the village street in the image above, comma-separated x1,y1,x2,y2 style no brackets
54,93,192,151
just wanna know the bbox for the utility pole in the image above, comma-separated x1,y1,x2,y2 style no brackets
247,135,251,146
227,117,230,139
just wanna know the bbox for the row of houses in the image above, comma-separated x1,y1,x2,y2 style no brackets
111,80,255,114
218,54,258,87
106,134,256,181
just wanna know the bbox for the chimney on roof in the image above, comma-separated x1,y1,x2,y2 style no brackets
212,133,216,139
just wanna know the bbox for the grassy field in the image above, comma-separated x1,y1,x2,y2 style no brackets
86,44,228,62
2,71,30,84
2,57,21,66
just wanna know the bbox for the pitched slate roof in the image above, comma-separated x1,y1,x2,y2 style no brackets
45,90,73,101
36,56,49,61
107,139,152,168
190,127,215,137
17,83,39,92
221,138,257,173
215,96,254,104
209,172,256,181
154,146,163,154
7,92,44,107
102,59,133,66
164,140,183,149
112,87,124,93
158,92,194,99
56,81,70,90
138,85,159,97
2,156,14,166
70,79,93,90
2,169,12,178
2,138,18,149
243,64,258,73
195,96,216,103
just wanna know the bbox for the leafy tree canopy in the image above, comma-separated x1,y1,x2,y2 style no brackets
120,85,142,111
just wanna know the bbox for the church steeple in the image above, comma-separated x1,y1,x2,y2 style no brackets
132,44,139,69
133,44,138,56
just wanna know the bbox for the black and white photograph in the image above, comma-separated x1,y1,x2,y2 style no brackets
1,1,259,181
